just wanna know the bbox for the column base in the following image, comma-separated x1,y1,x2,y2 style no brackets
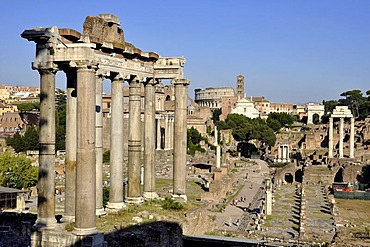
125,196,144,204
73,227,98,236
96,207,106,216
143,192,159,200
106,202,126,213
61,215,75,223
31,229,105,247
171,194,187,203
33,217,58,231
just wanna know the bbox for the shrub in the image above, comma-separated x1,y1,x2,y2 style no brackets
161,196,183,211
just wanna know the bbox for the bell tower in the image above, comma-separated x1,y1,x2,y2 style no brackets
236,74,244,99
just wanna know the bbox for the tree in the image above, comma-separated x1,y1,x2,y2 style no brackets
266,112,294,131
339,90,363,118
216,114,276,148
55,102,66,150
212,108,222,123
187,127,205,155
323,100,338,114
266,118,282,132
17,102,40,112
6,132,25,153
23,126,39,150
0,152,37,189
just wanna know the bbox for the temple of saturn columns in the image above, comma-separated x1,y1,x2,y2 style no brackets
22,14,189,245
328,106,355,159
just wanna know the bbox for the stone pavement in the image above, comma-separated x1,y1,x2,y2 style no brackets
214,159,270,232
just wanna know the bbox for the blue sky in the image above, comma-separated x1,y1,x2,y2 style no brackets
0,1,369,104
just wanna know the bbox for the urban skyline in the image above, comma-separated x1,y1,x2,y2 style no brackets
0,1,369,104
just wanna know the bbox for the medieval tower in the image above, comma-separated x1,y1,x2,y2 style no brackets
236,74,244,99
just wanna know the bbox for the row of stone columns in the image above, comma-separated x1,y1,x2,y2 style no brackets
328,117,355,159
33,59,189,235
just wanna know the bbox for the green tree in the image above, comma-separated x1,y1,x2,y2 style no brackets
267,112,294,127
6,132,26,153
55,102,66,150
212,108,222,123
23,126,39,150
266,118,282,132
323,99,338,114
0,152,37,189
339,90,364,118
17,102,40,112
217,114,276,147
187,127,205,155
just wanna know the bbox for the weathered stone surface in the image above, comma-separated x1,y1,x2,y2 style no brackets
83,15,125,47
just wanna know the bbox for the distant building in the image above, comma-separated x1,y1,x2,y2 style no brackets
194,87,235,110
235,74,245,99
231,98,260,119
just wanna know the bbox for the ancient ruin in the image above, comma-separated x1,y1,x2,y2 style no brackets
22,14,189,246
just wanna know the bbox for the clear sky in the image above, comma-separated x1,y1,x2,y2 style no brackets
0,1,369,104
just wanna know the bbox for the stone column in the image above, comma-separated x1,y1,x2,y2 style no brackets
350,117,355,158
107,74,126,210
143,79,159,199
156,117,161,150
339,117,344,158
95,73,105,215
34,62,58,229
127,77,144,203
63,68,77,223
172,79,190,201
73,62,98,236
165,117,169,150
328,117,333,158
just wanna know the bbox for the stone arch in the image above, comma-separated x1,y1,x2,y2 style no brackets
307,105,324,124
165,95,171,101
284,173,294,184
312,113,320,124
295,169,303,183
334,167,344,182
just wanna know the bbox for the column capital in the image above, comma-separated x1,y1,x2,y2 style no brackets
96,69,110,79
69,60,98,71
173,78,190,86
32,62,58,74
143,78,159,86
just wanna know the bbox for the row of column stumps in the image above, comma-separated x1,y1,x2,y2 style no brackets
328,117,355,159
33,60,190,236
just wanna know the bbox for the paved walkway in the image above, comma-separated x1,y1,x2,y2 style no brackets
214,159,270,232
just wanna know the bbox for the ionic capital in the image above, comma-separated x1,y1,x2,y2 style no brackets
32,62,59,74
110,72,131,82
172,78,190,86
69,60,98,71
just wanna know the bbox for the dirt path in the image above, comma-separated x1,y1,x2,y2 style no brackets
214,159,270,232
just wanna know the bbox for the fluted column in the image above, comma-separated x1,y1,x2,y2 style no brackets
328,117,333,158
34,62,58,229
107,74,126,210
127,77,143,203
350,117,355,158
339,117,344,158
172,79,190,201
95,73,105,215
73,62,98,236
63,68,77,223
143,79,159,199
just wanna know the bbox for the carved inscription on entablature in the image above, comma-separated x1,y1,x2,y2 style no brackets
95,54,153,74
